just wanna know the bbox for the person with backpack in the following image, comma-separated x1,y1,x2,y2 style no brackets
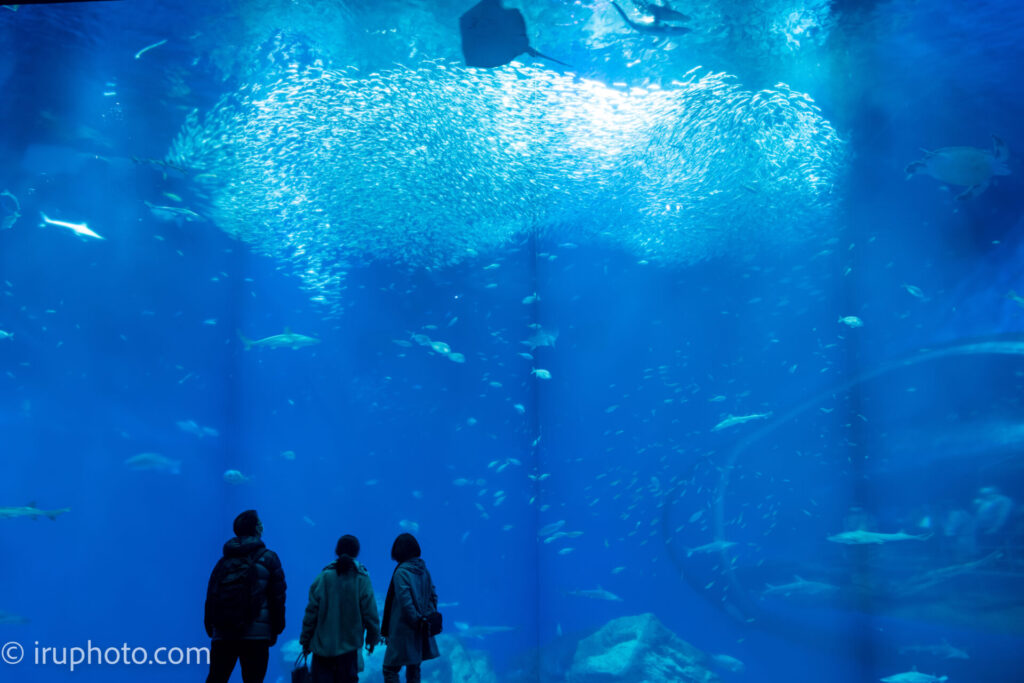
381,533,440,683
299,534,380,683
205,510,287,683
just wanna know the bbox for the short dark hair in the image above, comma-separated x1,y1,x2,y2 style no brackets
336,534,360,558
233,510,260,537
391,533,421,563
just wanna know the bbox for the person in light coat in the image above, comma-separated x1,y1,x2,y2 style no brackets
300,535,380,683
381,533,439,683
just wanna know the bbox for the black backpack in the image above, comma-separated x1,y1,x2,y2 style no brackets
207,548,269,636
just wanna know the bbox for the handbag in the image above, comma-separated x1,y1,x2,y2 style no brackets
291,653,311,683
421,611,443,637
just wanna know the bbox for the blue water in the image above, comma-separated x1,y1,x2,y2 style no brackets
1,1,1023,682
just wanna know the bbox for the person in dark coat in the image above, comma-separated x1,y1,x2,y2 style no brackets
300,534,381,683
381,533,439,683
205,510,287,683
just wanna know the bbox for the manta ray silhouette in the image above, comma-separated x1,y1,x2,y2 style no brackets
459,0,569,68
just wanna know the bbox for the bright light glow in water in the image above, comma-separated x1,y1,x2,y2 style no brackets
168,61,844,311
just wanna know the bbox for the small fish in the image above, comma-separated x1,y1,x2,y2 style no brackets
125,453,181,475
1008,290,1024,308
40,212,104,240
0,330,13,341
711,412,771,432
399,519,420,533
532,368,552,380
513,403,526,414
557,547,575,555
430,340,451,355
238,328,320,350
176,419,219,438
223,469,251,485
538,520,566,537
838,315,863,328
518,352,534,360
902,283,926,299
448,352,466,363
522,293,541,304
280,450,296,460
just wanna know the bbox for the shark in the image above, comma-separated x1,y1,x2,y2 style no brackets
711,412,771,432
125,453,182,475
826,529,932,545
632,0,691,24
521,327,558,351
611,2,693,35
238,328,320,351
0,610,29,625
40,212,105,240
898,640,969,661
567,587,623,602
454,622,517,639
686,539,738,557
0,502,71,521
762,575,840,598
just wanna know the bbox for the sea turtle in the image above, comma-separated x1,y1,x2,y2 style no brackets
906,135,1010,200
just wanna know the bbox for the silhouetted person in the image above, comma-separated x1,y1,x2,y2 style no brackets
300,534,381,683
381,533,439,683
204,510,287,683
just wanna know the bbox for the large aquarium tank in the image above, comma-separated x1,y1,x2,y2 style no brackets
1,1,1022,682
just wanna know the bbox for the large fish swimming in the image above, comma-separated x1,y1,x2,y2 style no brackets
0,610,29,625
610,1,692,35
238,328,320,350
0,503,71,521
827,529,931,545
711,412,771,432
125,453,181,475
762,575,839,598
567,587,623,602
459,0,568,68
